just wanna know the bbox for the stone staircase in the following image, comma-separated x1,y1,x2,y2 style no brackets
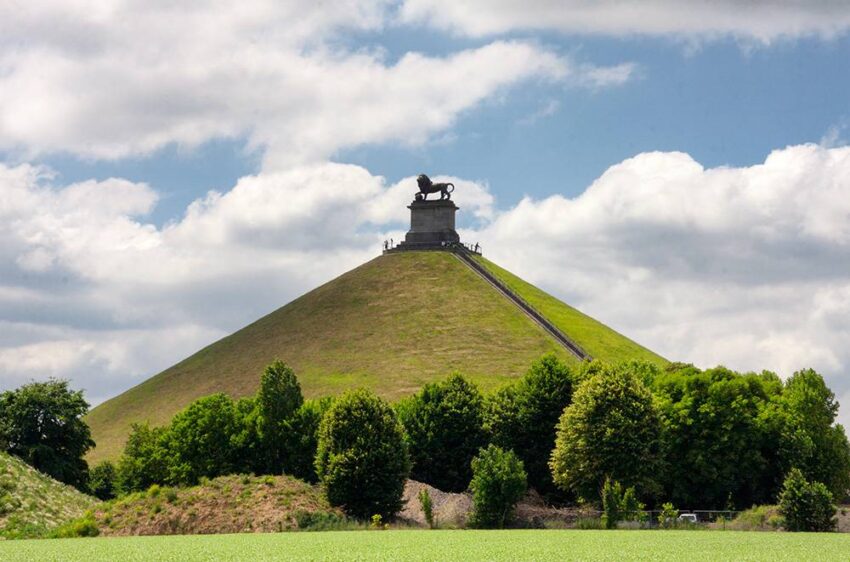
452,249,590,361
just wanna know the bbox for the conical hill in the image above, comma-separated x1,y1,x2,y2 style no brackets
86,251,664,463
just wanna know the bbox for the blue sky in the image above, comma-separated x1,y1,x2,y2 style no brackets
2,1,850,426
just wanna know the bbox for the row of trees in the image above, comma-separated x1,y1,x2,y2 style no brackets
3,354,849,528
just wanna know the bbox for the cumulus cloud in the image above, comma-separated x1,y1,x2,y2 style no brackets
477,143,850,425
0,161,495,402
400,0,850,43
4,145,850,426
0,1,630,166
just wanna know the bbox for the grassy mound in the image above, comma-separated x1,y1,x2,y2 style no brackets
472,256,665,364
93,474,342,536
0,452,98,539
88,251,664,463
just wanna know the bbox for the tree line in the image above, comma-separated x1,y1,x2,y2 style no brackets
2,355,849,528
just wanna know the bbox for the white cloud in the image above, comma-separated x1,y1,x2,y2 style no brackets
477,143,850,426
4,145,850,428
400,0,850,43
0,1,630,166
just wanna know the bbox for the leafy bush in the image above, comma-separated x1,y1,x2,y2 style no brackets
550,364,662,502
601,478,644,529
779,468,836,532
50,510,99,538
315,389,410,520
726,505,784,531
88,461,118,500
574,517,605,530
468,445,527,529
657,502,678,529
397,374,486,493
418,488,434,528
293,510,354,531
485,354,574,498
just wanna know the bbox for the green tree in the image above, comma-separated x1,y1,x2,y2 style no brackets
654,366,778,508
0,379,94,489
88,461,118,500
255,360,303,474
167,393,240,484
780,370,850,500
315,389,410,519
468,445,527,529
397,373,486,492
779,468,836,532
485,354,574,498
283,397,334,483
116,423,171,492
550,365,662,502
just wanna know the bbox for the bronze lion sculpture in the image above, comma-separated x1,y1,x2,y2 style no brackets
416,174,454,200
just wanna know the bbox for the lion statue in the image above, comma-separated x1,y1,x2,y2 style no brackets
416,174,454,200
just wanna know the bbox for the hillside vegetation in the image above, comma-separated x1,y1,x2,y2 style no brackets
92,474,341,536
0,452,98,538
88,251,662,462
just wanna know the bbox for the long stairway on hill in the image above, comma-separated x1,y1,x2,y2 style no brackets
452,249,590,361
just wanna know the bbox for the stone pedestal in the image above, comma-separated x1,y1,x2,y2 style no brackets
395,199,460,250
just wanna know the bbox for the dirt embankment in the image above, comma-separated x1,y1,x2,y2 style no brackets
94,474,341,536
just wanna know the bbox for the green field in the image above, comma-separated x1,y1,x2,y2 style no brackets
88,251,662,463
3,530,849,561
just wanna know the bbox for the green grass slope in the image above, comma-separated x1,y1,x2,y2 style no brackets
0,452,98,539
472,256,666,365
87,251,664,463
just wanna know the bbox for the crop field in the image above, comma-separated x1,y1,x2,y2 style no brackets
2,529,850,561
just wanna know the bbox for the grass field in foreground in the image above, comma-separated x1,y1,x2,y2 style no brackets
3,530,850,562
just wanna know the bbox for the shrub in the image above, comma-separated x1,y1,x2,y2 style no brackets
550,364,662,502
726,505,784,531
283,397,334,483
397,374,486,493
88,460,118,500
50,511,99,538
485,354,575,499
779,468,836,532
468,445,527,529
657,502,678,529
315,389,410,520
601,478,644,529
418,488,435,528
294,510,353,531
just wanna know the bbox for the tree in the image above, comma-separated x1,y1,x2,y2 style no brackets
654,366,778,508
397,373,486,492
116,423,171,492
88,461,118,500
167,393,241,484
550,365,662,502
255,360,303,474
779,468,836,532
0,379,94,489
468,445,527,529
780,370,850,500
485,354,574,498
283,397,333,483
315,389,410,519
